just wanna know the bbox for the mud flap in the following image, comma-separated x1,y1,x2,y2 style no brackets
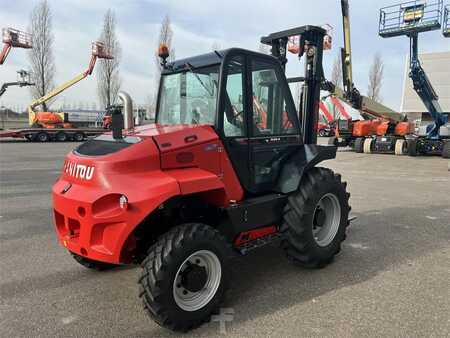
275,144,337,194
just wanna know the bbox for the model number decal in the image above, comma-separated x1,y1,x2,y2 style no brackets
64,160,95,180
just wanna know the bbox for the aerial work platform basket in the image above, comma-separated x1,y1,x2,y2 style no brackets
2,28,32,48
91,41,113,59
443,5,450,37
379,0,443,38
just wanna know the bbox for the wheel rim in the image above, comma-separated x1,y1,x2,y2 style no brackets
312,193,341,247
173,250,221,312
39,133,47,142
75,134,83,141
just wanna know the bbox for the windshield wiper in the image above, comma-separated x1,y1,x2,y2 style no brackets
185,62,215,97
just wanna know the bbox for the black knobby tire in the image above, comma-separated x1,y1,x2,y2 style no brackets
281,167,350,268
73,132,84,142
354,137,364,153
56,131,68,142
37,132,49,142
139,223,232,332
72,253,117,271
442,140,450,159
407,139,418,157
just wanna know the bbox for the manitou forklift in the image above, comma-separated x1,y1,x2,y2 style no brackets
52,25,351,332
379,0,450,158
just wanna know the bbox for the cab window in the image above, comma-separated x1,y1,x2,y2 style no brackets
251,59,298,136
222,56,246,137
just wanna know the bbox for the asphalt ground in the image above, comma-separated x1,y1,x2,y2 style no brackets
1,139,449,337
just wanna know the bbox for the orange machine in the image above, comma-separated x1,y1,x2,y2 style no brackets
29,42,112,128
31,112,72,129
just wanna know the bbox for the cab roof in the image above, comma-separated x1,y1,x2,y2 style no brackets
162,48,278,74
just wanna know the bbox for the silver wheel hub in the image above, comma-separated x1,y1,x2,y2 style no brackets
312,193,341,247
173,250,221,312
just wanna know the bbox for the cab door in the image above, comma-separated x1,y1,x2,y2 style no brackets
247,57,302,194
218,51,302,195
218,54,252,191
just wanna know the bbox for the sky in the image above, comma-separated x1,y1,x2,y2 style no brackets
0,0,448,112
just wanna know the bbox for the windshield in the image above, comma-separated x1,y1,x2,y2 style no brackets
157,65,220,125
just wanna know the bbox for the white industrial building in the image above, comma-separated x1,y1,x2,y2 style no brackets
401,51,450,121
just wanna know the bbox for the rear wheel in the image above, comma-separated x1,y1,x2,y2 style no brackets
72,253,117,271
281,167,350,268
56,131,68,142
394,139,407,155
139,223,231,332
442,140,450,159
363,138,373,154
73,132,84,142
407,139,418,157
36,132,49,142
354,137,364,153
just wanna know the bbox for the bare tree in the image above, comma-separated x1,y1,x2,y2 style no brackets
153,15,175,106
367,52,384,102
331,54,343,87
330,54,343,118
28,0,55,112
97,9,121,109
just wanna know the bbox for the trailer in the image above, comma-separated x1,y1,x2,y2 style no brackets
0,127,105,142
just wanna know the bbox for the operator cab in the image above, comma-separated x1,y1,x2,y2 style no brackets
156,48,301,194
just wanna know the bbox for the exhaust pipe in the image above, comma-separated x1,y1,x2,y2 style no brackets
118,91,134,131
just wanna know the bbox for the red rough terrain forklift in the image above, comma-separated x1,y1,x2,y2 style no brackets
52,25,351,331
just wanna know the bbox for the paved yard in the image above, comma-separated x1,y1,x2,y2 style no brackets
1,140,449,337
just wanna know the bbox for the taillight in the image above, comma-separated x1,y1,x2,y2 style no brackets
119,195,128,210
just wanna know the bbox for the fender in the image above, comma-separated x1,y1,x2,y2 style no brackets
53,170,180,264
276,144,337,194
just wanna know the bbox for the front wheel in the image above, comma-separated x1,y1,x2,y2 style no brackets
363,138,373,154
394,139,407,156
407,139,418,157
139,223,231,332
354,137,364,153
73,132,84,142
281,167,350,268
36,132,49,142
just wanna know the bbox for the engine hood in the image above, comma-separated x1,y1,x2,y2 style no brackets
61,136,159,187
131,123,220,154
60,123,219,186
